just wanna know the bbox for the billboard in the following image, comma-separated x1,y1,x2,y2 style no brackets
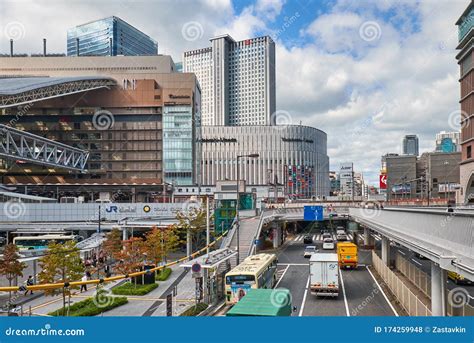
379,174,387,190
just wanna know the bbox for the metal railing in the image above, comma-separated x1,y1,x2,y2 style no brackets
372,250,432,316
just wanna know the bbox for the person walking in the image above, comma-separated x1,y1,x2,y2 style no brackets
80,274,88,293
24,276,34,296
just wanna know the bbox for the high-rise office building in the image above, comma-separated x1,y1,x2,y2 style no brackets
67,16,158,56
339,163,354,198
456,1,474,204
435,131,461,153
184,34,276,126
402,135,419,156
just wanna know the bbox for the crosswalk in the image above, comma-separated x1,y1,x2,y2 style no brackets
293,233,354,242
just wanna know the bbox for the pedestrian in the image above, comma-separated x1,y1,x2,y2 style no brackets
24,276,34,296
80,274,88,293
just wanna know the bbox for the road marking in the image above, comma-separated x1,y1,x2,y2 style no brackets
366,266,399,316
398,250,406,256
339,269,350,317
298,276,310,317
312,234,317,242
411,258,423,267
277,263,308,266
374,235,381,241
316,234,321,241
274,265,290,288
359,234,365,240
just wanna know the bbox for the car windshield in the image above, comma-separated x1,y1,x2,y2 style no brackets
305,246,316,251
324,239,333,243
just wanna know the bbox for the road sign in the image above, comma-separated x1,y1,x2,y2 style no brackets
191,262,202,278
304,205,323,221
379,174,387,190
166,293,172,317
195,277,203,301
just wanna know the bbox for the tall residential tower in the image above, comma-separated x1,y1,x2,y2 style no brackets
184,34,275,126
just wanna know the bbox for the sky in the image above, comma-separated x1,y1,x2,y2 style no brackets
0,0,469,186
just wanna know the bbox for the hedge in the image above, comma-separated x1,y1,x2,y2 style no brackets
48,296,128,317
111,282,158,296
155,268,172,281
180,303,208,316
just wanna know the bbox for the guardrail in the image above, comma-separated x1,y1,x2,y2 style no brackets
372,250,431,316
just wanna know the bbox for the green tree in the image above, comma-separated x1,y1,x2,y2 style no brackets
38,241,84,316
0,244,26,309
174,206,211,257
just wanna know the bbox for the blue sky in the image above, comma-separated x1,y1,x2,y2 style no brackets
0,0,469,186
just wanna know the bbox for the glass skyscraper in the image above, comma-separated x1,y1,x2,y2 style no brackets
67,16,158,56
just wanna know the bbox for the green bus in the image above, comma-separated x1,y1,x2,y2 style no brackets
226,288,292,317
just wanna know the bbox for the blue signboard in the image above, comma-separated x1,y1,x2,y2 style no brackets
304,205,323,221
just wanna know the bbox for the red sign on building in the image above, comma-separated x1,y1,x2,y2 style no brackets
379,174,387,190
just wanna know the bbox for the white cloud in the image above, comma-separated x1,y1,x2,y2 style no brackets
0,0,467,186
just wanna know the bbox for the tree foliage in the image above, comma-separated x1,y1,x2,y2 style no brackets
174,206,211,252
143,225,181,266
113,237,145,279
0,244,26,307
38,240,84,315
103,228,123,258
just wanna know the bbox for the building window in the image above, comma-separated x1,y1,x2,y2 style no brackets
468,145,472,159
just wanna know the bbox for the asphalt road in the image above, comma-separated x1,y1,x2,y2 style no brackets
276,231,397,316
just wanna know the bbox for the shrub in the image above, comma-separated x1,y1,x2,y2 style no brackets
155,268,172,281
49,296,128,317
111,282,158,296
180,303,208,316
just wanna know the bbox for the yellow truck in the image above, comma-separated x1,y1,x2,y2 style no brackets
337,242,358,269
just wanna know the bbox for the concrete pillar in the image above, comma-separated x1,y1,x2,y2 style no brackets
122,227,128,241
273,225,282,248
381,236,390,266
364,227,370,246
431,262,447,316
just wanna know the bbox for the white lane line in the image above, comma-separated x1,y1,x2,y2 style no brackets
313,234,317,242
398,250,406,256
348,234,353,240
297,235,303,241
411,258,423,267
360,234,365,240
274,265,290,288
374,235,381,241
317,234,321,241
366,266,399,316
278,263,308,266
339,269,350,317
298,276,310,317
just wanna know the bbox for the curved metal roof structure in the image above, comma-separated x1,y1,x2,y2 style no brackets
0,76,116,108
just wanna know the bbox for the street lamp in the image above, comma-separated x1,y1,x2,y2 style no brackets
236,153,259,264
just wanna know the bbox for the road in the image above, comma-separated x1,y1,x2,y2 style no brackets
275,231,397,316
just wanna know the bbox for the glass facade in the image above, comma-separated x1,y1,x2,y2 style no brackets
67,16,158,56
163,106,195,185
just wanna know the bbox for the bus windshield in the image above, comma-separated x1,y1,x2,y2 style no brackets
226,275,255,284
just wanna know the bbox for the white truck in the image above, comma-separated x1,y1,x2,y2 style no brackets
309,253,339,297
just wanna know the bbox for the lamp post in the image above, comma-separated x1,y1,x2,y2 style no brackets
443,161,449,201
236,153,259,264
